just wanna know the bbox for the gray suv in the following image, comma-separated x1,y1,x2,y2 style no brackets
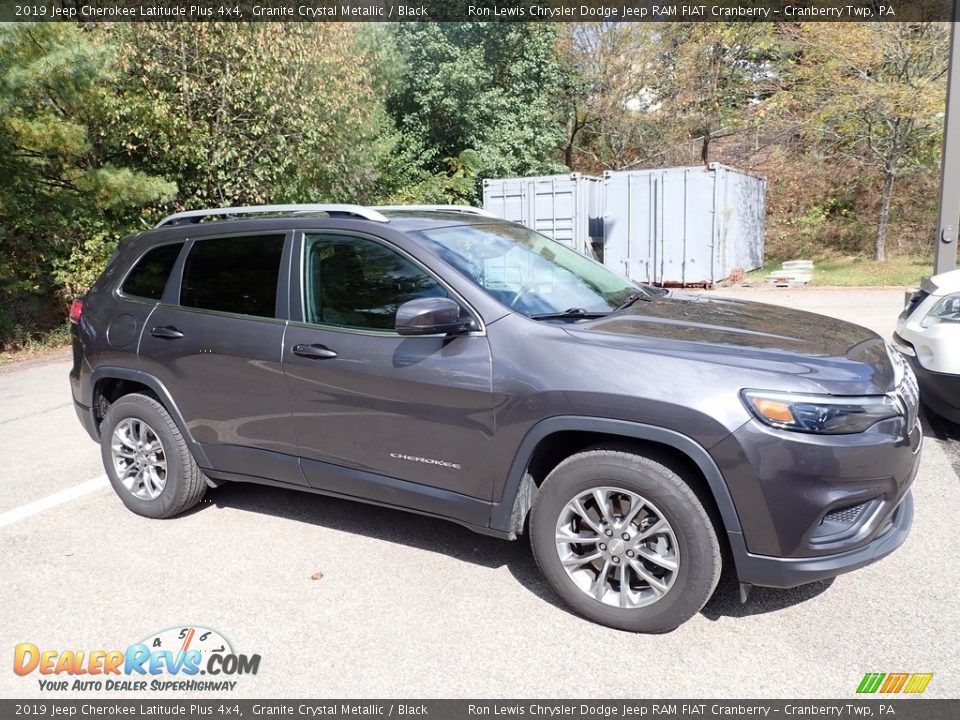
70,204,921,632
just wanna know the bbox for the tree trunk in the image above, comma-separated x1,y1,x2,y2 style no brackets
564,112,582,170
875,167,896,262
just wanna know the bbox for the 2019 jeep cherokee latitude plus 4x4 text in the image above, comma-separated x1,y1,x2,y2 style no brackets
70,204,921,632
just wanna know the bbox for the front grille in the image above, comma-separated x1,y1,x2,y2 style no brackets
889,348,920,433
898,362,920,433
823,502,869,525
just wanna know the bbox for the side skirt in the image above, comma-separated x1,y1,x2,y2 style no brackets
201,447,508,540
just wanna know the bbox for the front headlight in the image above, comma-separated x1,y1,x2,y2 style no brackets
741,390,899,434
921,293,960,327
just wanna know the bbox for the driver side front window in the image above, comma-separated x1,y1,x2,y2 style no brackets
303,234,448,331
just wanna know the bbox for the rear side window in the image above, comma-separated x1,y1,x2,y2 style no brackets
180,234,285,318
121,243,184,300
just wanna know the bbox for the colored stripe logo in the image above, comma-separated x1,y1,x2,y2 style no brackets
857,672,933,694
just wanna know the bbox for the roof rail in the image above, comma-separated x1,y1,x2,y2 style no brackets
373,204,499,218
154,204,389,229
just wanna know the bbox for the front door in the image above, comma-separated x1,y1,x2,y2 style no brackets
283,231,495,502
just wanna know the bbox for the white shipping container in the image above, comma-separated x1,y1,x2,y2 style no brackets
601,163,766,286
482,173,602,258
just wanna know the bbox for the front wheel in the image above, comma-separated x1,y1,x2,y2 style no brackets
529,448,721,632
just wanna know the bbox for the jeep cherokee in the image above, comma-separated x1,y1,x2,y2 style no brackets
70,204,921,632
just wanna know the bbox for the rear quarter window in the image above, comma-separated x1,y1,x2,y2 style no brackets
121,242,184,300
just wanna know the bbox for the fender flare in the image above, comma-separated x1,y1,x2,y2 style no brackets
89,366,211,468
488,416,743,538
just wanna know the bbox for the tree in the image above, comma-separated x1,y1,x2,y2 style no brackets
655,23,780,165
386,23,568,188
557,23,783,172
0,23,175,340
789,23,949,260
111,23,390,209
556,24,665,172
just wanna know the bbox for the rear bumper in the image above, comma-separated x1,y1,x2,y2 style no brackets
73,399,99,442
731,490,914,588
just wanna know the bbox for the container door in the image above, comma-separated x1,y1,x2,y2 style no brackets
724,167,766,275
483,178,526,226
603,171,657,283
683,167,716,285
601,172,631,279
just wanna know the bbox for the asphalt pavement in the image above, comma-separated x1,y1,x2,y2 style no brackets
1,287,957,699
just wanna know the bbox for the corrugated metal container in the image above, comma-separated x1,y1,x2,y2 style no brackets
601,163,766,286
482,173,602,257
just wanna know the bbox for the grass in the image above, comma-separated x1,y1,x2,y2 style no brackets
0,323,72,367
745,255,935,287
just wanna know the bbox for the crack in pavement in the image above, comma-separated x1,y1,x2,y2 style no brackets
0,402,71,425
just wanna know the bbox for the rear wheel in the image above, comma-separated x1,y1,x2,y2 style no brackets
529,448,721,632
100,393,206,518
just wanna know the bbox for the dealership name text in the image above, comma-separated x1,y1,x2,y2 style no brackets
467,4,897,19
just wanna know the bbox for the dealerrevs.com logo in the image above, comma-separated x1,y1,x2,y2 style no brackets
13,626,260,692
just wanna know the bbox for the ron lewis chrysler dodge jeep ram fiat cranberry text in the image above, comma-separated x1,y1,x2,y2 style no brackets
70,204,921,632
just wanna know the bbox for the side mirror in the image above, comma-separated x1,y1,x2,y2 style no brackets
395,297,471,336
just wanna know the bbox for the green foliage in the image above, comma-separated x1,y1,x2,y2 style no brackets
111,23,389,208
0,24,175,346
385,23,568,191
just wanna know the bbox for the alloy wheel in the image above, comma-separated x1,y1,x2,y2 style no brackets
555,486,680,608
111,417,167,501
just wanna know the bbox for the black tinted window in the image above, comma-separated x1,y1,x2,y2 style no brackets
304,234,447,330
180,234,285,318
121,243,183,300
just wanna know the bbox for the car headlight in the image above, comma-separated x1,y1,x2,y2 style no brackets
921,293,960,327
741,390,899,434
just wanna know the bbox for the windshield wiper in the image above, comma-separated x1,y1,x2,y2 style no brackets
528,308,609,321
613,290,656,312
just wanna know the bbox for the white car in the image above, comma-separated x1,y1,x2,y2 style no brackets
894,268,960,423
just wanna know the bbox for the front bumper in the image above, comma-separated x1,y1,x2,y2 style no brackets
905,354,960,424
711,413,921,589
730,490,914,588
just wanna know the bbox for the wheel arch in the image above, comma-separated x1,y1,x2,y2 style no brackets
90,367,211,468
490,417,743,541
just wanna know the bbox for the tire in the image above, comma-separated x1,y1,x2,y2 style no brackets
100,393,206,519
529,447,721,632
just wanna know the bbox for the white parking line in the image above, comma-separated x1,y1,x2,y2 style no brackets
0,475,109,529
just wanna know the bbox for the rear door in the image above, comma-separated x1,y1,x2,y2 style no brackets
138,231,305,486
282,230,496,503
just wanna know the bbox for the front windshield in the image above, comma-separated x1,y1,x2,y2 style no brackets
417,223,645,317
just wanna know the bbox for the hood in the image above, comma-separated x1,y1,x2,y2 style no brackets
924,267,960,296
564,292,896,395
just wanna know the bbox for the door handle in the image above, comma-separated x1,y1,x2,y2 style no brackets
150,326,184,339
293,343,338,360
